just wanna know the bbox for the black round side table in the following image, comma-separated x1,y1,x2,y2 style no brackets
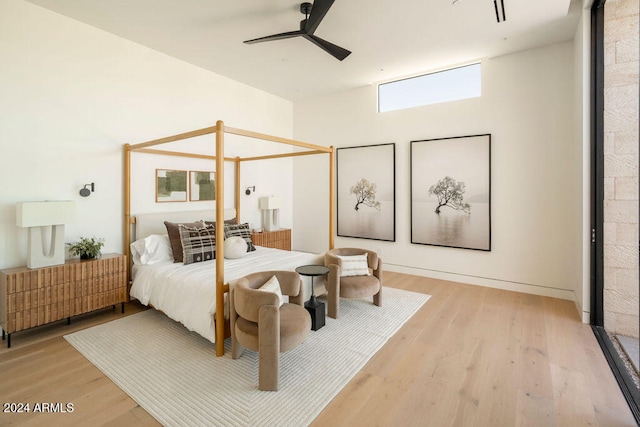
295,265,329,331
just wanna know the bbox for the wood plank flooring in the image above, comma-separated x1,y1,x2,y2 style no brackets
0,272,635,426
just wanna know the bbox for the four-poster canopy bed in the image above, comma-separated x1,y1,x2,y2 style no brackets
124,120,335,356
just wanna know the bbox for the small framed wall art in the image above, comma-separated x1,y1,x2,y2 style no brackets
156,169,188,203
190,171,215,201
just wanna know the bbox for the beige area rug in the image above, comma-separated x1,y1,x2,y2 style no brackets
64,287,429,427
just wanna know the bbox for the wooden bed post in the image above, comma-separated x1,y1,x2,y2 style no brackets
329,146,335,250
124,144,132,286
215,121,226,356
235,157,241,222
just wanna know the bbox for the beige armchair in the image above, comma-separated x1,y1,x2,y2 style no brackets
230,270,311,391
324,248,382,319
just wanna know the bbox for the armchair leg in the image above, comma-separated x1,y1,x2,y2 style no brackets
373,289,382,307
259,306,280,391
259,346,279,391
230,287,243,360
326,267,340,319
328,294,339,319
231,340,243,360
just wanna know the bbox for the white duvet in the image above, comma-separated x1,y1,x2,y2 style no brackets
130,246,323,343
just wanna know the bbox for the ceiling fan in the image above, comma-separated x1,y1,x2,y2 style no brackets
243,0,351,61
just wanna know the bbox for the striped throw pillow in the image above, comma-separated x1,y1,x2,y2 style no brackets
179,224,216,265
337,254,370,277
164,220,204,263
223,223,255,252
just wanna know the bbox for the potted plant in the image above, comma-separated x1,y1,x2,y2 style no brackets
68,236,105,260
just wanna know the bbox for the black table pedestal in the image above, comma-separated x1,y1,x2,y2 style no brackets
304,296,325,331
296,265,330,332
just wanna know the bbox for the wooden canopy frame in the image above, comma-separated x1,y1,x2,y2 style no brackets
124,120,335,356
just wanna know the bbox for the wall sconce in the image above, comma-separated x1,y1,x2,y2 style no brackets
80,183,94,197
245,186,255,196
16,201,76,269
259,196,282,231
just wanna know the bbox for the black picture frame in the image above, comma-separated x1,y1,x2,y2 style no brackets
410,134,491,251
337,143,396,242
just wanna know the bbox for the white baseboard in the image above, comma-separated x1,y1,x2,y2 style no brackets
384,263,576,301
572,297,591,324
582,311,590,323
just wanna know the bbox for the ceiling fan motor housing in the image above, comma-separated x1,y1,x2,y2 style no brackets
300,2,312,15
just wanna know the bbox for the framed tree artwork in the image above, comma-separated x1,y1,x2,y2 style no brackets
410,134,491,251
190,171,215,201
156,169,187,203
337,143,395,241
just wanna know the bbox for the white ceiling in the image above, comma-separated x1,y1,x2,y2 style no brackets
25,0,581,101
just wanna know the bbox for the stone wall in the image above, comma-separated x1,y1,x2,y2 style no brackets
603,0,639,337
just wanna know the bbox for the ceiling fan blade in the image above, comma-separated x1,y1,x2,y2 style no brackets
304,0,335,34
304,34,351,61
244,30,304,44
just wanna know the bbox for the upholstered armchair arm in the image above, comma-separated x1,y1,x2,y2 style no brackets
324,253,342,290
230,286,240,358
325,263,341,318
258,304,280,391
287,278,305,306
365,250,379,271
324,252,342,270
326,263,341,289
259,304,279,344
373,256,382,281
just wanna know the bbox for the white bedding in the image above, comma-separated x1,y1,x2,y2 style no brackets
130,246,323,343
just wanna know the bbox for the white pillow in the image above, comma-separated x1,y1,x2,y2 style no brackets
224,236,247,259
257,275,284,307
337,253,371,277
130,234,172,265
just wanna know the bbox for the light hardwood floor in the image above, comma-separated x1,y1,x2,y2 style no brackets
0,272,636,426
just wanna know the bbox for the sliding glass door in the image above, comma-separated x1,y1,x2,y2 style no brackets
590,0,639,421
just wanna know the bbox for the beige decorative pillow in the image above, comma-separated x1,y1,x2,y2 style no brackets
223,223,256,251
337,254,370,277
224,236,247,259
257,275,284,307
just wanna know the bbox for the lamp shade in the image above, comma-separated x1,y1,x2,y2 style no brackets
259,197,282,210
17,201,76,227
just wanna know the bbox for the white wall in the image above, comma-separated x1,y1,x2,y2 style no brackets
575,6,592,322
293,41,582,300
0,0,293,269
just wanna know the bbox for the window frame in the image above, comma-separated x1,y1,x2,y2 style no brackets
377,62,482,113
